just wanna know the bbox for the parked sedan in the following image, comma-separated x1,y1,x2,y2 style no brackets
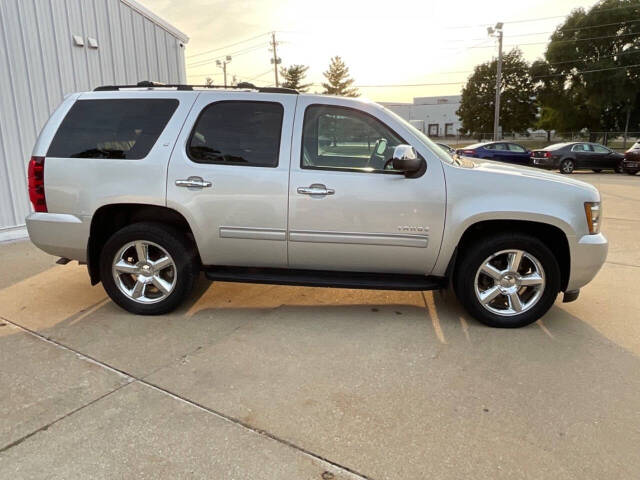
455,141,531,165
530,142,624,174
623,141,640,175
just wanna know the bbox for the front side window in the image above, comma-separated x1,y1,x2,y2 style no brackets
48,99,179,159
508,143,526,153
572,143,591,152
188,101,283,167
301,105,406,173
592,144,610,154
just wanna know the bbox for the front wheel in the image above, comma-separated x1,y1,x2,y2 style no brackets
560,159,574,174
627,170,639,176
454,233,561,328
615,162,624,174
592,169,602,173
100,222,199,315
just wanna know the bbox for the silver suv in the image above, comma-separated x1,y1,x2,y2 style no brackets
26,83,607,328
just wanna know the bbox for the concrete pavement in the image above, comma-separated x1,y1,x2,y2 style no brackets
1,172,639,479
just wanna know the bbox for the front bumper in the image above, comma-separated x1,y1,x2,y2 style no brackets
26,213,90,262
566,232,608,291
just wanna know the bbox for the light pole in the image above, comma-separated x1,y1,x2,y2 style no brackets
216,55,232,87
488,22,503,141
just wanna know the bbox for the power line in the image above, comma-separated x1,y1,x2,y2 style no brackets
187,43,268,68
186,32,270,59
469,30,640,49
533,62,640,79
449,18,640,43
446,3,640,30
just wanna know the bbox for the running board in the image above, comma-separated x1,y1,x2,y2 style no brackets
204,266,445,291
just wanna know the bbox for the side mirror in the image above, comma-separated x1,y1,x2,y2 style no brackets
392,145,423,175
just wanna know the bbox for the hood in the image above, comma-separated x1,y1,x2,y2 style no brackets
455,157,600,196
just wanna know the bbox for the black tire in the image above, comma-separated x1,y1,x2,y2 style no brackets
559,159,574,174
453,233,561,328
100,222,199,315
592,169,602,173
615,162,624,174
627,170,639,176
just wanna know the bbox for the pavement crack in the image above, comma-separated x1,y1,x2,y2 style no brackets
0,383,130,454
0,315,373,480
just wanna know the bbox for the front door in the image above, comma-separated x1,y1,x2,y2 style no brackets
167,92,297,267
287,98,446,274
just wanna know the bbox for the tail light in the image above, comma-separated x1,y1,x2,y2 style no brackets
28,156,47,212
544,152,552,158
462,149,476,156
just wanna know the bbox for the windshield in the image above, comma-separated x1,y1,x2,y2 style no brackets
381,106,457,164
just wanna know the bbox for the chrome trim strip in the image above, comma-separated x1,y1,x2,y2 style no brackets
288,230,428,248
219,227,286,241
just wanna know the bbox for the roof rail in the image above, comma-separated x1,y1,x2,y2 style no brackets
93,81,298,94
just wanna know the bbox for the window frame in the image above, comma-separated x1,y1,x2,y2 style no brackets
300,103,415,175
186,100,285,168
47,98,180,160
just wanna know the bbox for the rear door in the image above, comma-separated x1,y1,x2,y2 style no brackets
591,144,615,169
286,97,447,274
489,143,511,163
166,92,297,267
506,143,530,165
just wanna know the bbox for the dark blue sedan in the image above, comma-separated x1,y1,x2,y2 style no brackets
455,142,531,166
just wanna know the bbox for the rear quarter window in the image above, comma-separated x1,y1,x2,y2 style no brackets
47,99,179,159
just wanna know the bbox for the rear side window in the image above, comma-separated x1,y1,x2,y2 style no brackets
188,101,284,167
47,99,179,159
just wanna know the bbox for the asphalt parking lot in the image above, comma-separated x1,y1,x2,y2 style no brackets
1,172,639,479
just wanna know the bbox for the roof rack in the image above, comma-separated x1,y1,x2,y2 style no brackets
93,81,298,94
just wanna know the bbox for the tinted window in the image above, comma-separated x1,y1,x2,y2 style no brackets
48,99,178,159
508,143,526,153
592,144,610,154
188,101,283,167
301,105,406,173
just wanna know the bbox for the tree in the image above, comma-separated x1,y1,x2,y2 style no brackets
457,49,536,139
280,64,311,92
322,56,359,97
534,0,640,140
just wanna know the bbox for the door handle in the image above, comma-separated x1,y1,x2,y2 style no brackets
175,176,212,189
297,184,335,196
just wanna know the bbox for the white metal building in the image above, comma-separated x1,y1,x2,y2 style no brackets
382,95,462,138
0,0,188,239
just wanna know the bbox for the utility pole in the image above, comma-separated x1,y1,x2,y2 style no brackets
488,22,503,141
269,32,281,87
216,55,232,87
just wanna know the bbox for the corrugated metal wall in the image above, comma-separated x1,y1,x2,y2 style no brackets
0,0,187,232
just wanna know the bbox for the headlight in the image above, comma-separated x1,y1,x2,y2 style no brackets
584,202,602,234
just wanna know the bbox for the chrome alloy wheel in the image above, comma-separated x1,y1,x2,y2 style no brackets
474,249,546,317
111,241,177,304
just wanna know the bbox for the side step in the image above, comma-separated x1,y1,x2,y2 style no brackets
204,266,445,291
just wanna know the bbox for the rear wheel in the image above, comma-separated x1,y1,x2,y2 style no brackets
100,222,199,315
560,159,574,174
454,233,561,328
627,170,639,175
592,169,602,173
